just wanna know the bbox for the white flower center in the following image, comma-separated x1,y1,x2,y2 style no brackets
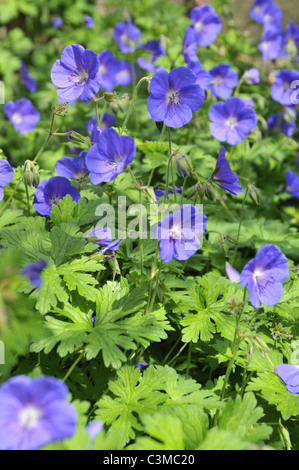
12,112,22,124
253,268,263,282
213,75,223,85
195,21,203,32
19,405,42,431
98,65,107,76
170,225,183,240
166,89,181,106
71,69,89,85
226,117,238,129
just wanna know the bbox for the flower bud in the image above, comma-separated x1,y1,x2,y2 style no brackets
51,102,69,116
24,170,34,187
68,131,89,144
103,92,118,102
248,184,260,205
175,153,193,176
108,256,121,274
204,183,216,201
220,239,228,255
226,235,239,245
252,335,270,354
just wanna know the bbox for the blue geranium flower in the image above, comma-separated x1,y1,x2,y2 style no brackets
190,4,222,47
20,61,37,92
154,187,182,201
225,262,241,283
240,244,289,308
147,66,205,129
262,2,282,33
258,30,283,60
86,128,136,185
156,204,207,263
52,17,63,28
187,61,211,90
275,364,299,394
86,227,121,253
86,113,114,133
209,63,238,99
33,176,81,216
23,260,47,288
55,152,89,181
0,160,14,201
137,39,165,72
243,68,260,85
268,106,297,137
51,44,101,103
250,0,272,23
114,19,141,53
84,16,94,28
271,70,299,106
209,97,257,145
115,60,134,86
183,26,198,64
97,50,120,92
0,375,77,450
285,170,299,198
4,98,40,134
212,146,243,195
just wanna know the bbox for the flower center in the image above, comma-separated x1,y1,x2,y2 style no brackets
195,21,203,32
226,116,238,129
253,268,264,282
12,112,22,124
98,64,107,76
170,225,183,240
264,13,273,23
71,69,89,85
19,405,42,431
50,195,61,206
167,89,181,106
213,75,223,85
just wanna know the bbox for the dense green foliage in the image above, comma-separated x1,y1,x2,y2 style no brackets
0,0,299,451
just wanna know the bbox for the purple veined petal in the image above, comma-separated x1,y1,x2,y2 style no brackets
213,146,243,195
285,170,299,197
0,160,14,187
183,26,198,63
275,364,299,394
258,280,284,306
81,49,100,78
147,94,169,123
211,83,233,100
209,101,229,122
254,244,289,283
169,66,197,92
159,238,175,263
179,83,205,112
164,102,193,128
56,83,84,104
174,236,201,260
80,76,101,102
149,69,170,96
60,44,85,72
51,60,73,88
210,122,229,142
225,262,241,282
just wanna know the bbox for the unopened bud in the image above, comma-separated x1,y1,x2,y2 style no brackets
204,183,215,201
175,153,193,176
226,235,239,245
220,239,228,255
68,131,89,144
103,92,117,102
252,335,270,354
248,184,260,205
108,256,121,274
51,102,69,116
24,170,34,187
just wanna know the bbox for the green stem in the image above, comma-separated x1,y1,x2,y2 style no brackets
145,244,160,314
24,182,30,217
231,185,249,264
186,342,192,374
0,113,55,218
220,287,247,401
98,100,107,128
162,335,182,365
139,189,144,277
63,351,84,382
121,77,148,135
